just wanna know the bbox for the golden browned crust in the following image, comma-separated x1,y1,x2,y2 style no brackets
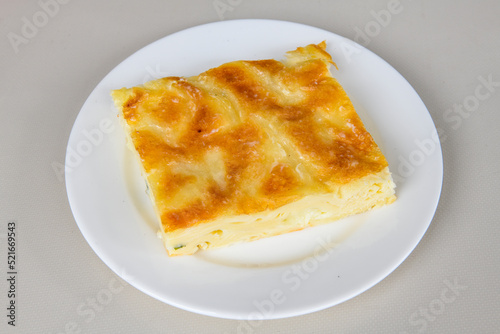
112,42,389,233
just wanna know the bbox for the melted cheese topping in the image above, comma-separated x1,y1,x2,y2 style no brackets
112,42,396,255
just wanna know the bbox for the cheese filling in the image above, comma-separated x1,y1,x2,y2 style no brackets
162,168,394,255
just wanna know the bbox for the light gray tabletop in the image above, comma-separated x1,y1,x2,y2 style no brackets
1,1,499,333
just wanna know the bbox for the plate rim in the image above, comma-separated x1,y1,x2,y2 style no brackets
65,18,443,320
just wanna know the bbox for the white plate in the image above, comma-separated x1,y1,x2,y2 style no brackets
66,19,443,320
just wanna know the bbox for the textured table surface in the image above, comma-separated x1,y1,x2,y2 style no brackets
1,1,499,333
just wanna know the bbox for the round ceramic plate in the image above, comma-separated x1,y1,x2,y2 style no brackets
66,19,443,320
